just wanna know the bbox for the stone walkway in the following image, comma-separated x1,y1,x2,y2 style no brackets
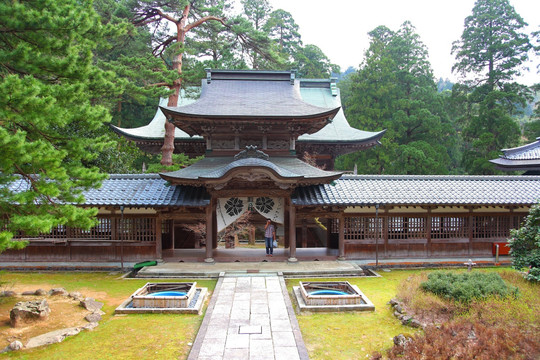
188,273,309,360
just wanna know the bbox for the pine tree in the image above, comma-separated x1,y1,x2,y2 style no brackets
0,0,136,250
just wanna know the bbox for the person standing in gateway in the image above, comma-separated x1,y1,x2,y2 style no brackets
264,219,276,257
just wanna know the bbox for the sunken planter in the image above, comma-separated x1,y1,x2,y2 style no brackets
132,282,196,309
293,281,375,312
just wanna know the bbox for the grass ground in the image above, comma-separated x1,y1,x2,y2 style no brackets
286,270,420,359
0,272,216,360
0,267,532,359
285,267,536,360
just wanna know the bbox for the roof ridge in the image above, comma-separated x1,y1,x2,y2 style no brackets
339,174,540,181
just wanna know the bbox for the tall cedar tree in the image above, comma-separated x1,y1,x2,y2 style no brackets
0,0,141,250
336,22,455,174
451,0,532,174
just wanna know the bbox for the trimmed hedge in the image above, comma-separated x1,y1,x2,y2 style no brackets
420,271,518,303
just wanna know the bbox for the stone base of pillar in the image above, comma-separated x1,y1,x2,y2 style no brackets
204,257,215,264
337,256,346,261
287,257,298,263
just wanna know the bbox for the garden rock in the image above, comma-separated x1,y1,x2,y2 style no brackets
10,299,51,327
393,334,412,347
82,322,99,331
49,288,68,296
25,327,81,349
85,312,102,323
8,340,23,351
0,340,24,353
0,290,16,297
401,315,413,325
80,297,104,312
394,304,403,313
410,319,422,328
34,289,47,296
389,298,399,306
69,291,83,301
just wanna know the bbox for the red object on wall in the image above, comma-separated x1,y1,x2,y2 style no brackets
492,242,510,256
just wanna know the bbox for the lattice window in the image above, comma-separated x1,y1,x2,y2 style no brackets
328,218,339,235
388,216,426,240
70,218,111,240
344,217,383,241
472,216,512,240
117,217,155,242
431,216,468,239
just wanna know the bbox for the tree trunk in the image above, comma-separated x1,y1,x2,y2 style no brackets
161,5,189,166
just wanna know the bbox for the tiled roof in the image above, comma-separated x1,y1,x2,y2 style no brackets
293,175,540,206
82,174,209,207
111,73,383,144
159,156,342,184
160,78,339,118
500,138,540,160
490,138,540,171
9,174,538,208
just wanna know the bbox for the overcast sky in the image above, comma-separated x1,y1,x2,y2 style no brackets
264,0,539,85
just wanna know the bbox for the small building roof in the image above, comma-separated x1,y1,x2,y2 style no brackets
490,138,540,172
159,153,342,187
293,174,540,206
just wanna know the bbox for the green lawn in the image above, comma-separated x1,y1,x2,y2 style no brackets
0,267,527,359
0,272,216,360
285,267,527,360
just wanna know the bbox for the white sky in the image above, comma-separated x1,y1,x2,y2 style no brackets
264,0,539,85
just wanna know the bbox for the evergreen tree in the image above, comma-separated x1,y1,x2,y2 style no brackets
294,44,340,78
336,22,456,175
0,0,138,250
451,0,532,174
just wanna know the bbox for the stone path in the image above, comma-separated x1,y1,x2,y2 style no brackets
188,273,309,360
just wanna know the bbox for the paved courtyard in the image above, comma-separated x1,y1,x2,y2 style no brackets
188,274,309,360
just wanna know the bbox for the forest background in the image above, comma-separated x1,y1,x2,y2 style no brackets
0,0,539,249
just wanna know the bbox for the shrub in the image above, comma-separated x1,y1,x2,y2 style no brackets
386,321,539,360
420,271,518,303
508,202,540,282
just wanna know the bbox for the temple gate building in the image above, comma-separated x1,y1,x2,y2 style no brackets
2,70,540,264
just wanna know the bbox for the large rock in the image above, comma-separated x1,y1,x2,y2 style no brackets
80,298,104,312
25,327,81,349
49,288,68,296
10,299,50,327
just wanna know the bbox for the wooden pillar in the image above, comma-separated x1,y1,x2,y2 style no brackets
383,208,389,257
338,215,345,260
468,208,474,256
205,198,214,263
288,199,297,262
212,199,218,249
426,208,432,257
170,220,175,250
301,219,308,248
155,216,162,260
